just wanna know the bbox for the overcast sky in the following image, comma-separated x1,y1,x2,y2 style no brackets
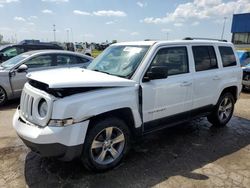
0,0,250,43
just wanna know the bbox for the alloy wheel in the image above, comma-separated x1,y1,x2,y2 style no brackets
0,87,6,105
218,97,233,122
90,126,125,165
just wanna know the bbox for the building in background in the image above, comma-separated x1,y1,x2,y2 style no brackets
231,13,250,49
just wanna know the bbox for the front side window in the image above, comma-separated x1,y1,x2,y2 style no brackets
87,45,149,78
219,46,237,67
150,46,189,76
192,46,218,72
25,55,52,68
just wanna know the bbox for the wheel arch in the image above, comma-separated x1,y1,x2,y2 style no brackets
220,86,238,102
88,107,141,138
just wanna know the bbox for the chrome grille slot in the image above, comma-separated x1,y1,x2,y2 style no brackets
20,90,34,120
27,96,34,119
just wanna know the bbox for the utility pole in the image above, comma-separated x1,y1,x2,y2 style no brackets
166,32,169,40
221,17,227,40
53,24,56,41
70,28,73,43
66,29,69,42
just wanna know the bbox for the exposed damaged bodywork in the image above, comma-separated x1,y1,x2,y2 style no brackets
29,79,103,98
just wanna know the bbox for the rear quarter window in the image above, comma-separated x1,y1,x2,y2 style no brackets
219,46,237,67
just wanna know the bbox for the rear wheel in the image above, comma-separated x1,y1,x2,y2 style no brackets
81,117,130,172
207,92,235,127
0,87,7,106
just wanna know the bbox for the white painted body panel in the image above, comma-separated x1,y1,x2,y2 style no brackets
141,73,193,122
27,68,136,88
13,110,89,146
51,85,142,128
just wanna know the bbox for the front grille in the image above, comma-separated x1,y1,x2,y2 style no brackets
20,91,34,121
19,83,54,127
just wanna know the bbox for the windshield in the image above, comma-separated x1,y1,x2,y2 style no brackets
1,54,29,69
87,45,149,78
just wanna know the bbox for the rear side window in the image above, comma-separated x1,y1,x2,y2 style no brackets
219,46,236,67
192,46,218,72
78,57,90,63
56,55,78,65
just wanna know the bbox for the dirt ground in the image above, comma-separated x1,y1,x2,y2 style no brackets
0,91,250,188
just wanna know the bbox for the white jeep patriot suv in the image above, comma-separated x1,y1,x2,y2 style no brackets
13,39,242,171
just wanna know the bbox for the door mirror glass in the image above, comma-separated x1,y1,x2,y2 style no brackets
17,64,28,73
145,66,168,80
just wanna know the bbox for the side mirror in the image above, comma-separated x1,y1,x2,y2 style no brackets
17,64,28,73
144,66,168,81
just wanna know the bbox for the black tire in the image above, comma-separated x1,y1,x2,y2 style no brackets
81,117,130,172
0,86,7,106
207,92,235,127
242,85,246,92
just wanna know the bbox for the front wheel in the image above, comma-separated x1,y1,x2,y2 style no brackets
207,92,235,127
81,117,130,172
0,87,7,106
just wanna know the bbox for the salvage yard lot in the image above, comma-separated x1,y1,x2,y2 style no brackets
0,92,250,188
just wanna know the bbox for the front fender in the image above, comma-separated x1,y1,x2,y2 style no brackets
52,86,142,128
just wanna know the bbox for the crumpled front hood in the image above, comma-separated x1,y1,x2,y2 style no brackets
27,67,136,88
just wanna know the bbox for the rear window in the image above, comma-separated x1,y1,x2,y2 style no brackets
192,46,218,72
219,46,236,67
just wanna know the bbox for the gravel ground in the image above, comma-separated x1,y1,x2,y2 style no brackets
0,91,250,188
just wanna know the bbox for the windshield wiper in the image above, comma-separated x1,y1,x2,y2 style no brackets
92,69,112,75
92,69,126,78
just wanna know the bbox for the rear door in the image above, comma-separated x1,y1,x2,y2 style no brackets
191,45,221,109
141,45,193,132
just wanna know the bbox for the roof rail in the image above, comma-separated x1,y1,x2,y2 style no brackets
183,37,227,42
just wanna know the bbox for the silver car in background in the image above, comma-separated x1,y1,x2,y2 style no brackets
0,50,93,105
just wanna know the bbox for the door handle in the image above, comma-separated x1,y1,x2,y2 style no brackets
213,76,221,80
181,81,192,86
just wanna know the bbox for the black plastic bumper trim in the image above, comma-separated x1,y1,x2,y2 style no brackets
19,136,83,161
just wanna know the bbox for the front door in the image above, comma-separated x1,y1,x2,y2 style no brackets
141,46,193,132
10,54,54,96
